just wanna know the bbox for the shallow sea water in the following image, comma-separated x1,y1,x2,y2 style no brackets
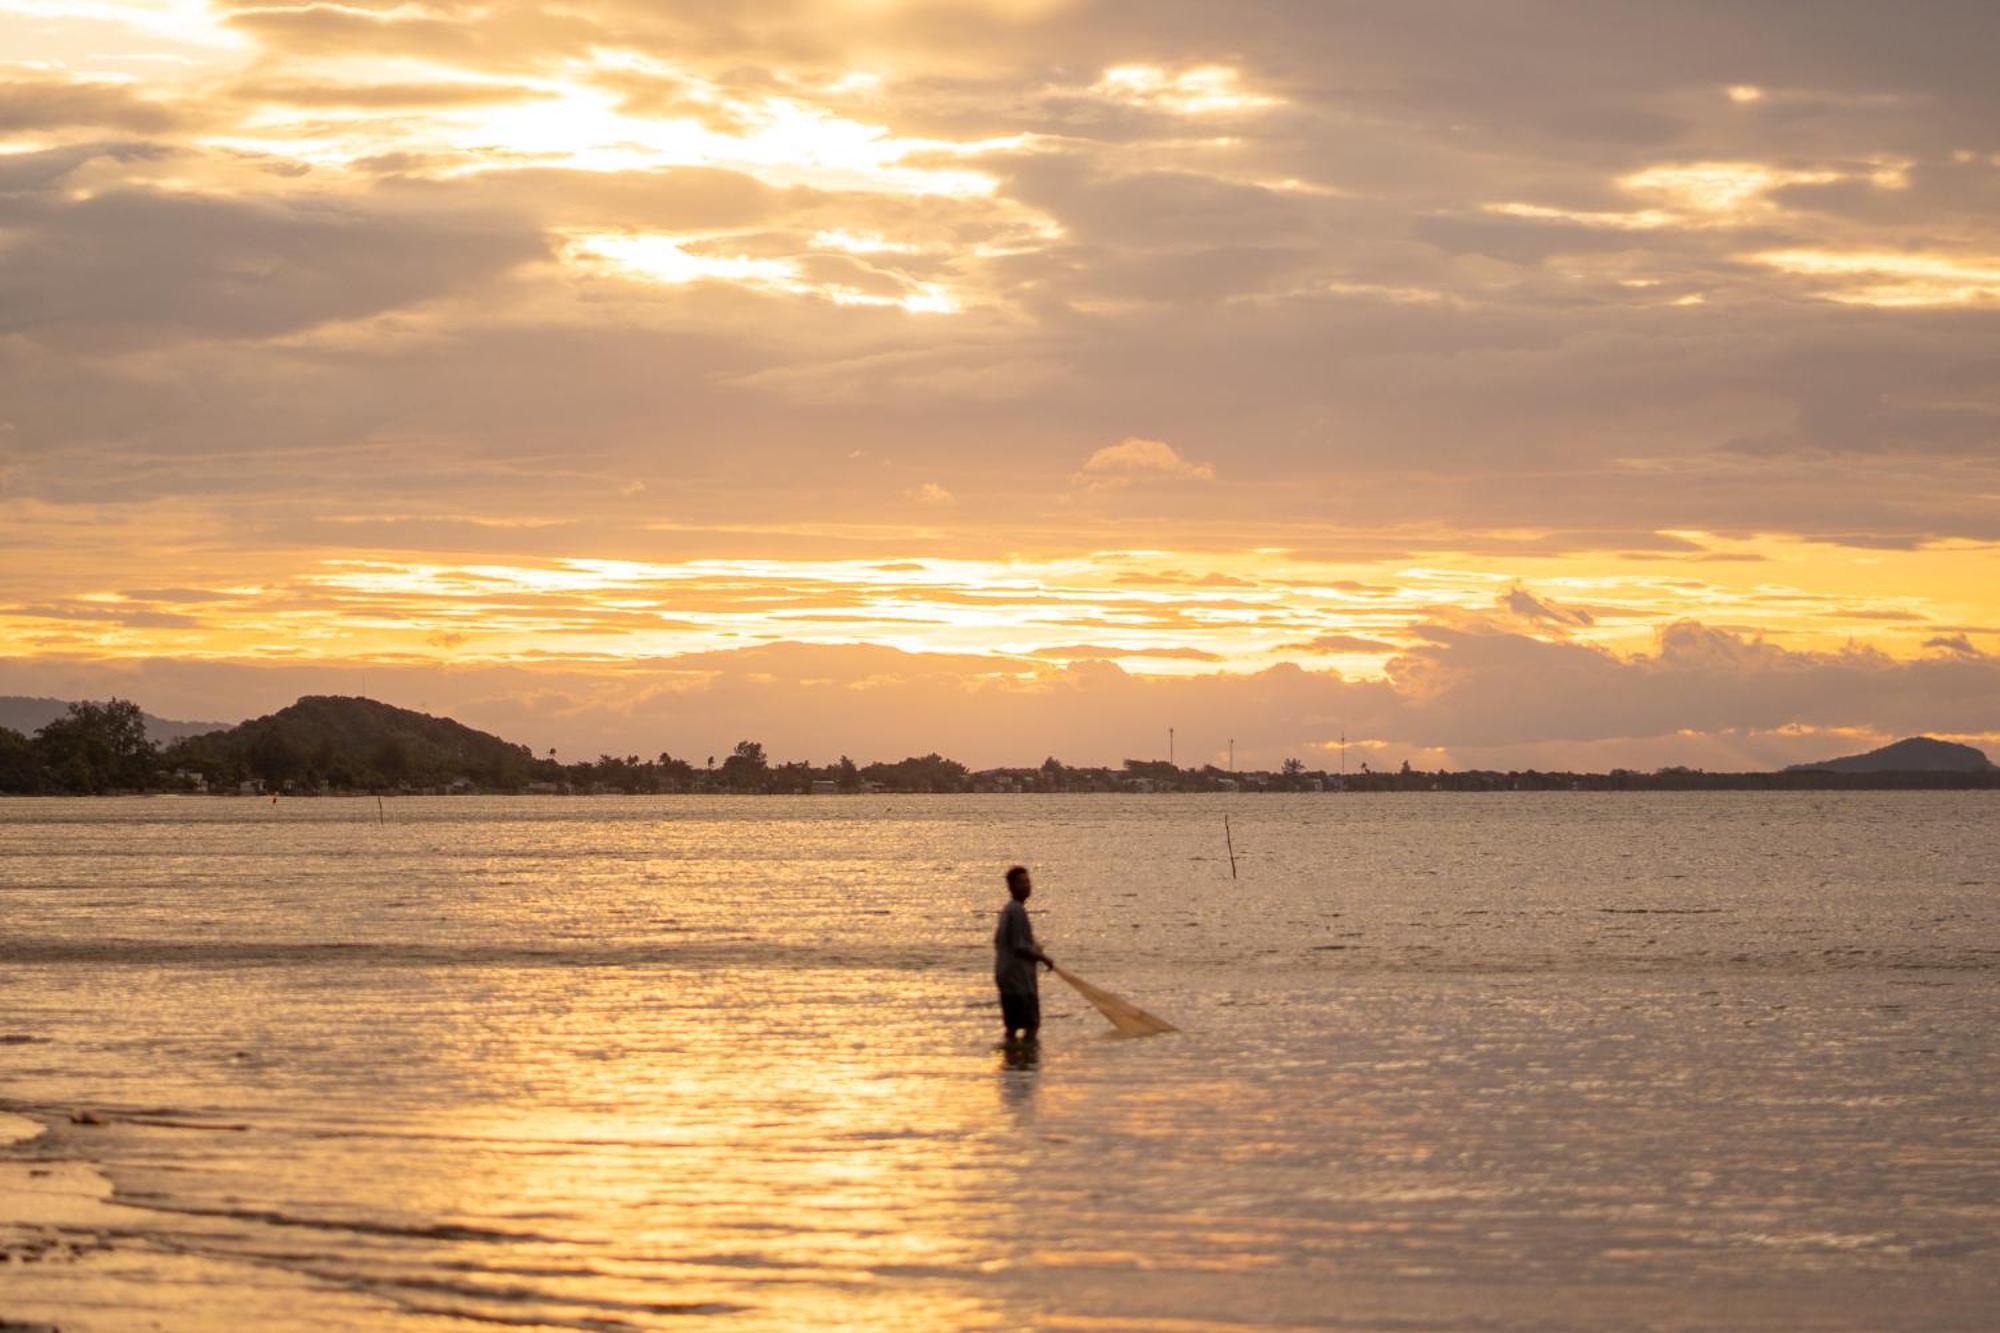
1,793,1996,1330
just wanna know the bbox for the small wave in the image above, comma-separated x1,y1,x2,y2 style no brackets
0,937,960,972
118,1197,569,1246
342,1270,749,1320
118,1115,251,1132
394,1288,740,1320
199,1254,753,1331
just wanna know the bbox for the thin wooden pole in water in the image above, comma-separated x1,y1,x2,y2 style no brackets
1223,815,1237,879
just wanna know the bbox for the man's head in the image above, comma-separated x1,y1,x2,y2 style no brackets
1005,865,1032,901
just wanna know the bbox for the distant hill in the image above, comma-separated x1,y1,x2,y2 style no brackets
1788,736,1996,774
164,695,538,791
0,695,231,744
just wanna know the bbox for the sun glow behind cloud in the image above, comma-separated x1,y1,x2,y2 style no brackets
1748,249,2000,306
1090,64,1278,115
1488,160,1876,232
174,41,1026,195
1621,161,1844,216
439,59,1021,194
566,231,962,311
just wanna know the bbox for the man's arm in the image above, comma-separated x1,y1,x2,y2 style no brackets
1006,908,1055,970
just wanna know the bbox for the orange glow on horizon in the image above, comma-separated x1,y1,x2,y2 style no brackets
4,535,1994,679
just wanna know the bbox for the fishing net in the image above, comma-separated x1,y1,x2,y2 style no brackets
1053,966,1179,1036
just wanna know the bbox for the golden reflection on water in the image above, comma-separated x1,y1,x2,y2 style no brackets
997,1040,1042,1124
352,967,1061,1328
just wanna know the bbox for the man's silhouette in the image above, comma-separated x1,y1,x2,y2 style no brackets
994,864,1055,1041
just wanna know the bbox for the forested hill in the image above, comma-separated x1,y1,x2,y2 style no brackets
166,695,538,791
1787,736,1995,774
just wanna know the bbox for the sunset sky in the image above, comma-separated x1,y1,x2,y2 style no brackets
2,0,1997,769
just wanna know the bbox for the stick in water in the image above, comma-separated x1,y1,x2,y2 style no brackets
1224,814,1237,879
1054,966,1179,1036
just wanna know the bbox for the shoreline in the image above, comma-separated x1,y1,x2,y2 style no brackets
0,1107,144,1331
0,1106,430,1332
2,781,1997,799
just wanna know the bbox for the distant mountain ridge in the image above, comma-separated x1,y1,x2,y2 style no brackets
0,695,232,744
1788,736,1995,774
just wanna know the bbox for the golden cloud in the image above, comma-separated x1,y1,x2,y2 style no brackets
1071,438,1216,491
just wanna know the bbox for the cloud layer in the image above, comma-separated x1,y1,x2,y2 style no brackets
3,622,1994,772
1,1,1995,763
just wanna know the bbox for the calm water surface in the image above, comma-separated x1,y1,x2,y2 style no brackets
2,793,1997,1330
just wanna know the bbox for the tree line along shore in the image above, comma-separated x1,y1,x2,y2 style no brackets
2,695,1994,797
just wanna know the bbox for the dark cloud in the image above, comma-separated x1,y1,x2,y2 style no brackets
0,186,545,346
1502,586,1595,628
1385,620,2000,748
8,602,200,629
1022,644,1224,661
123,588,240,604
1281,634,1398,653
221,4,481,59
0,143,168,194
0,80,184,132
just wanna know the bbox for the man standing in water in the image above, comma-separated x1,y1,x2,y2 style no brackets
995,865,1055,1041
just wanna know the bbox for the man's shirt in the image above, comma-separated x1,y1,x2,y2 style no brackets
994,898,1040,995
